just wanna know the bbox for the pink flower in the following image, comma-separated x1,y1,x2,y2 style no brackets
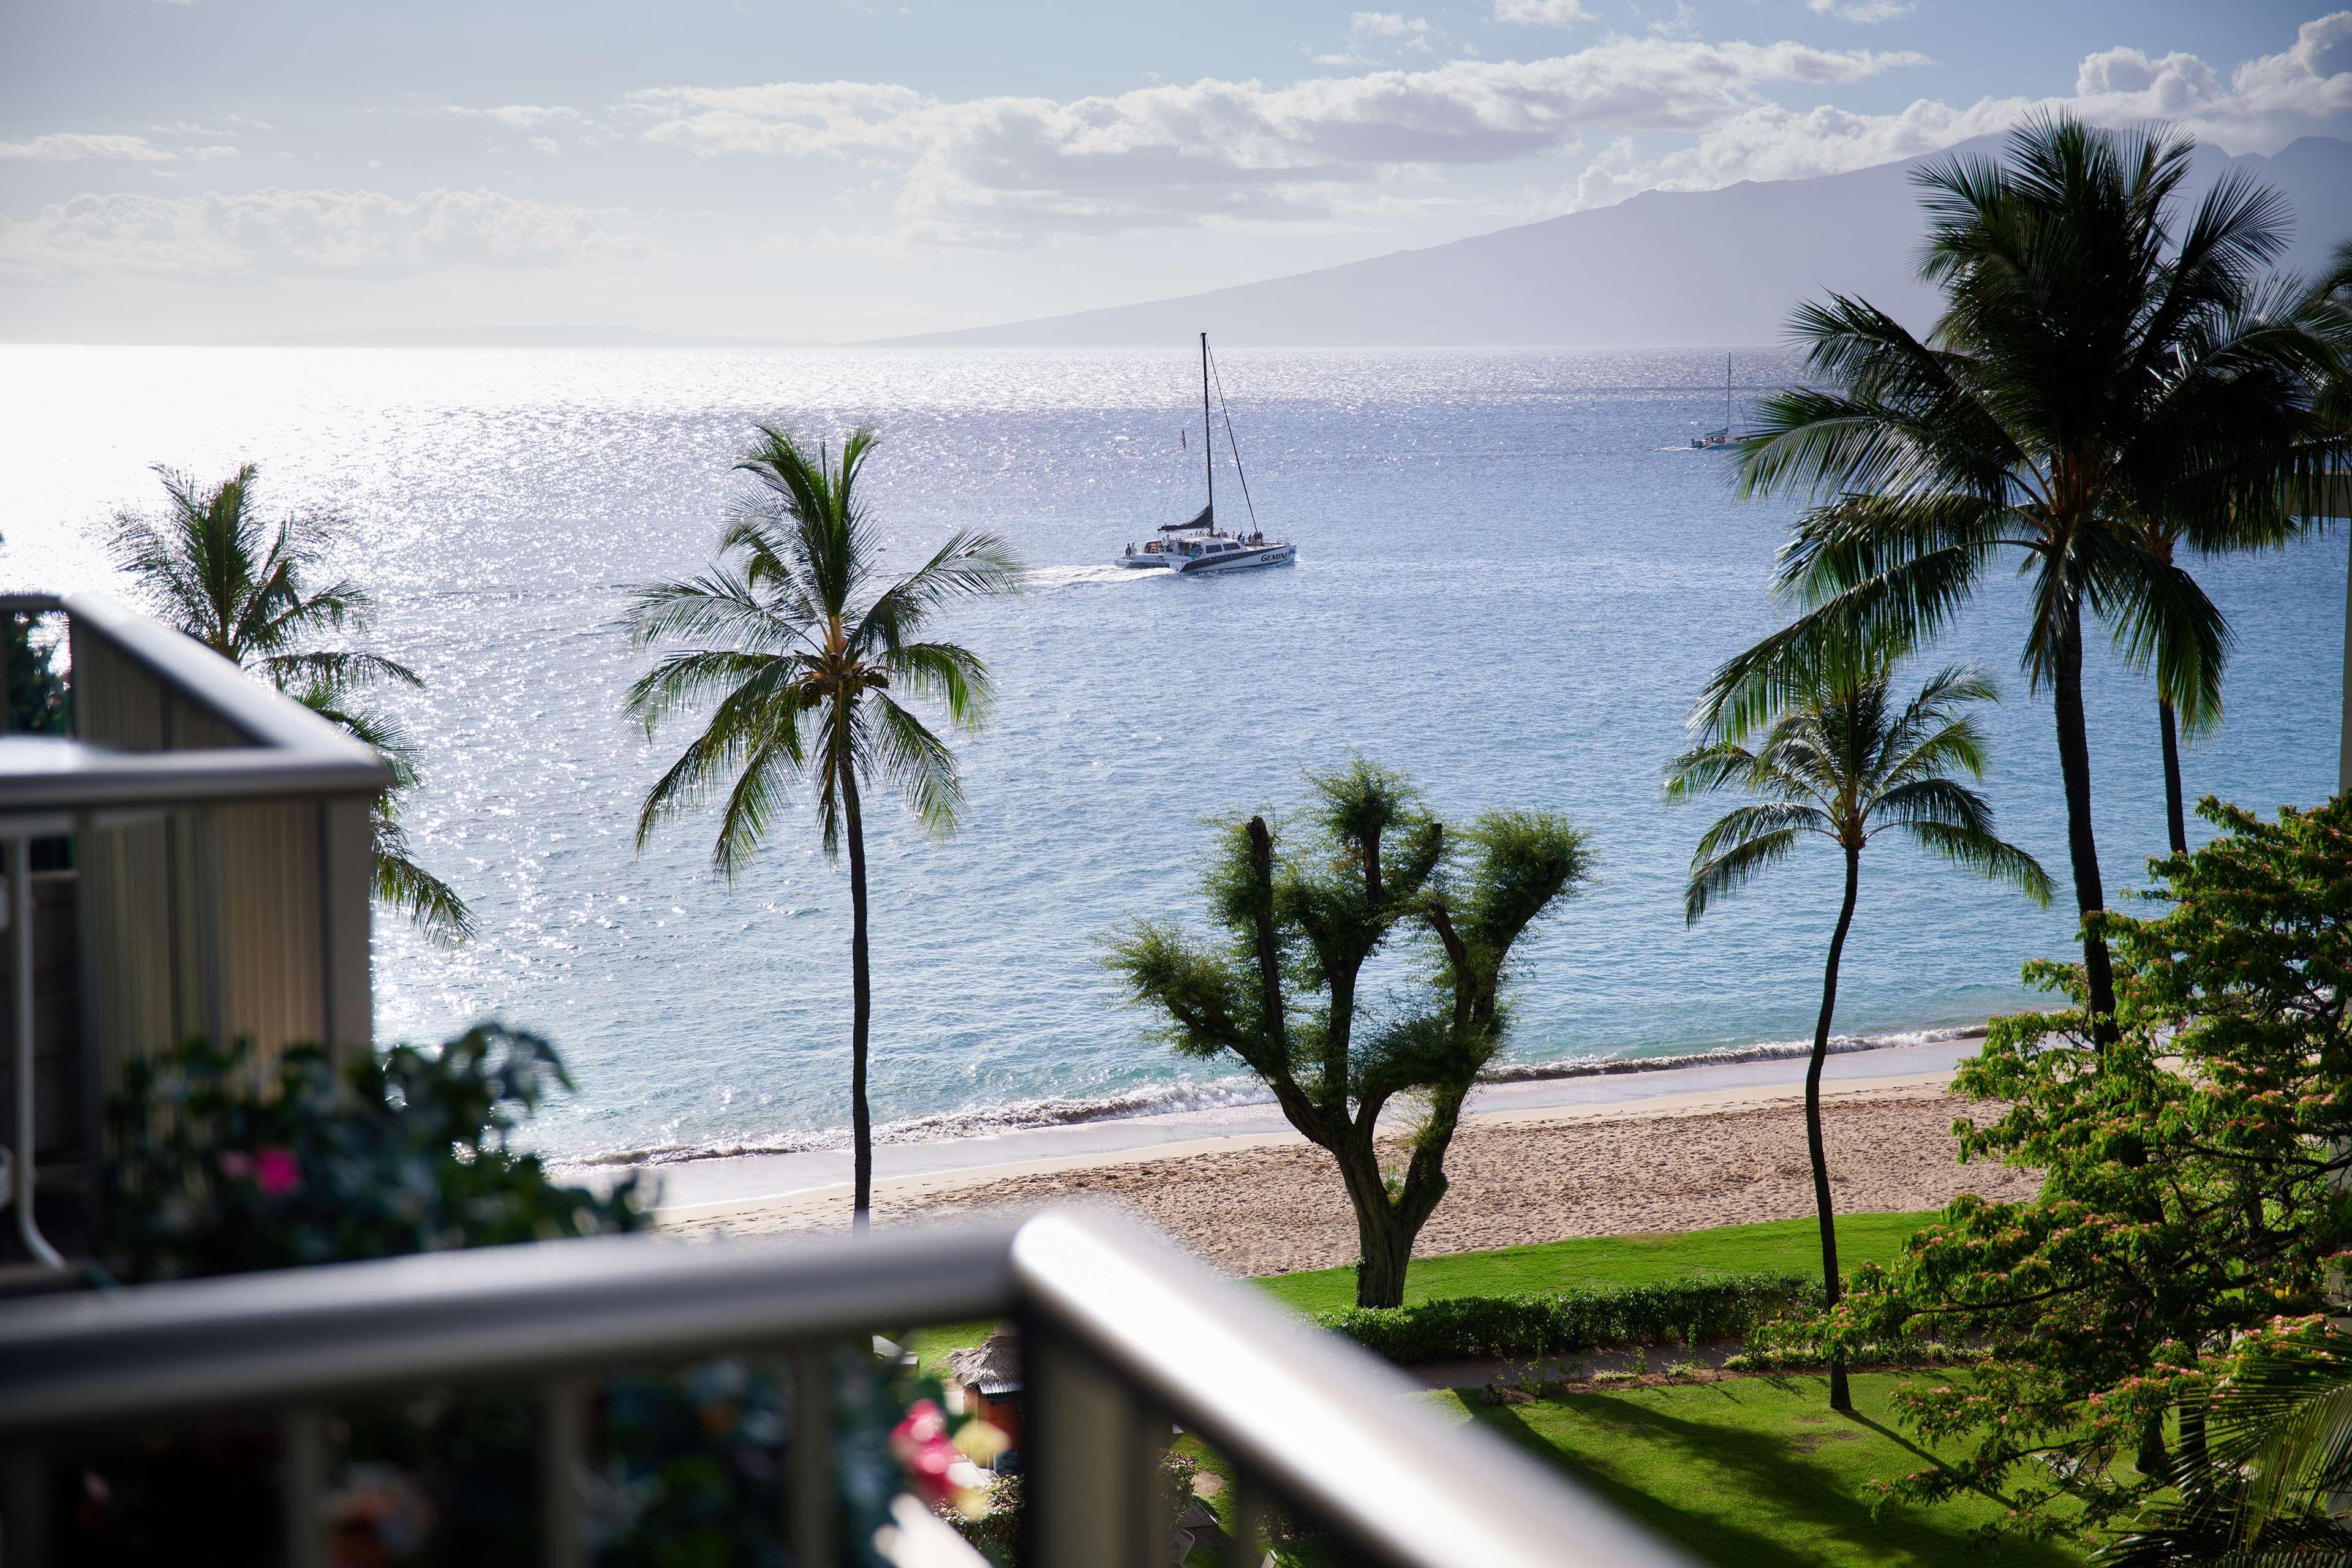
891,1400,964,1507
252,1147,302,1197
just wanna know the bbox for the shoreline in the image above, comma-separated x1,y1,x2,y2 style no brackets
579,1023,1989,1175
657,1071,2030,1275
648,1033,1991,1238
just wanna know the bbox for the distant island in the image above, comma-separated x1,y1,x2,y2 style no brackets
236,325,824,349
881,134,2352,350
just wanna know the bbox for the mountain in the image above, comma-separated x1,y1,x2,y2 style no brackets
239,325,821,348
888,135,2352,349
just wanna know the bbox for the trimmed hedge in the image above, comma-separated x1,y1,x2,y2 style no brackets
1315,1272,1820,1365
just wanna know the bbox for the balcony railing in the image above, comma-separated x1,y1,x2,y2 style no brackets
1,590,391,1278
0,1208,1692,1568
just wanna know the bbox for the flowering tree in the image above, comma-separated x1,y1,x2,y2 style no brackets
1809,796,2352,1539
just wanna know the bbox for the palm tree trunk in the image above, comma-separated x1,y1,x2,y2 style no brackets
1811,846,1861,1414
2049,597,2119,1039
2158,698,2188,858
843,764,873,1231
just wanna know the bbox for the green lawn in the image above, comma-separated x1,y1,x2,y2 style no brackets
905,1213,1937,1373
1443,1373,2082,1568
1253,1211,1935,1316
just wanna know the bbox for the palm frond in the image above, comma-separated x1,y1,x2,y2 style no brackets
372,802,475,948
854,527,1025,654
1684,823,1809,925
878,641,995,730
867,693,964,838
1899,820,2054,905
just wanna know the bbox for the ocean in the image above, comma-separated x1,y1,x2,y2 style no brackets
2,344,2342,1167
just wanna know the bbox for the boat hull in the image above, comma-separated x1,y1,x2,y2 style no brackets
1167,543,1296,575
1114,554,1170,568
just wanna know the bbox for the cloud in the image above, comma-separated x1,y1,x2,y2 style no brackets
1804,0,1915,22
632,39,1924,240
1352,12,1432,45
445,104,590,130
1561,13,2352,212
0,133,195,164
2067,12,2352,148
1494,0,1593,25
0,187,657,280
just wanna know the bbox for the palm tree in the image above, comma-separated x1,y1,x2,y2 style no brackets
624,425,1021,1227
2315,241,2352,799
2103,1329,2352,1567
108,464,474,945
1714,113,2339,1035
1668,653,2051,1411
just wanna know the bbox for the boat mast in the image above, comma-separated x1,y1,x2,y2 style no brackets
1201,332,1215,524
1724,353,1732,435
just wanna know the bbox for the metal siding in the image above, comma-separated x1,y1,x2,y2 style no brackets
52,612,382,1128
78,820,176,1096
211,801,328,1057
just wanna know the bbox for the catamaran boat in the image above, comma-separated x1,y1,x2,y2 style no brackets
1691,353,1738,449
1114,334,1297,575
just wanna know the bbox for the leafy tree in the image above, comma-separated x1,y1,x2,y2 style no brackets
1668,654,2050,1409
2103,1317,2352,1568
1109,761,1590,1309
1715,113,2342,1035
1804,796,2352,1539
107,463,474,944
4,607,67,735
625,425,1021,1226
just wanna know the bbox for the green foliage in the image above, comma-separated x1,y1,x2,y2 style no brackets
1109,759,1590,1307
99,1025,646,1282
4,608,67,735
1668,655,2049,923
2102,1318,2352,1568
624,424,1022,876
107,462,473,946
1799,796,2352,1539
1714,114,2350,1033
77,1031,956,1567
1317,1273,1819,1365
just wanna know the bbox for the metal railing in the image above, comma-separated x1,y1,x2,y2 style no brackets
0,1208,1692,1568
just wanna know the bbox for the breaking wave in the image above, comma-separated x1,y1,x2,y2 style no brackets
561,1022,1984,1171
1477,1023,1987,1085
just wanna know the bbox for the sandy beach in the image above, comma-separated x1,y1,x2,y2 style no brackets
660,1078,2037,1275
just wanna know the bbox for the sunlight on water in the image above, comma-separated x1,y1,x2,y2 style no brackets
2,344,2341,1163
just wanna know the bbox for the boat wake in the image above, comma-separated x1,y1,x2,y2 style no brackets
558,1022,1986,1170
1026,563,1158,590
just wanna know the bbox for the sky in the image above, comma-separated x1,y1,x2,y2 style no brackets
2,1,2348,342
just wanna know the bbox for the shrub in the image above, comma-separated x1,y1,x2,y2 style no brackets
1316,1272,1818,1365
100,1025,646,1282
74,1026,964,1567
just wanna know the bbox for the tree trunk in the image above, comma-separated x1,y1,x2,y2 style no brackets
2157,697,2188,858
1811,846,1861,1413
843,766,873,1231
1354,1207,1415,1311
1336,1135,1412,1310
2048,597,2119,1038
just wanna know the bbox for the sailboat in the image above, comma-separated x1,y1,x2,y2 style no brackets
1115,334,1297,574
1691,354,1738,449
